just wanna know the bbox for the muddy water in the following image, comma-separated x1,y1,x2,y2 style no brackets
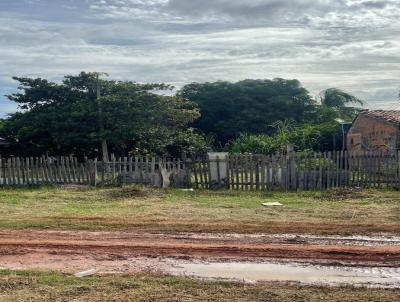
170,261,400,288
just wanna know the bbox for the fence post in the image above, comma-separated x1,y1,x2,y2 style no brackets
85,158,96,186
207,152,229,189
182,153,192,188
160,159,173,188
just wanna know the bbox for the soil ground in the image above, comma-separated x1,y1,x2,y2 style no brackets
0,230,399,301
0,230,399,270
0,186,399,301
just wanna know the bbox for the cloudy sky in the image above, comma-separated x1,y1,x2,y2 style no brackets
1,0,400,115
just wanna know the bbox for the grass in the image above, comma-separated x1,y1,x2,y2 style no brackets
0,270,399,302
0,185,398,235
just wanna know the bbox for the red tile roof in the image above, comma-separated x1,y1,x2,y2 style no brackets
360,110,400,124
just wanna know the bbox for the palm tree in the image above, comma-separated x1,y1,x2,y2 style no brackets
319,88,365,121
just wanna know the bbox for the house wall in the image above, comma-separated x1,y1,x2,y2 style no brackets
347,114,399,152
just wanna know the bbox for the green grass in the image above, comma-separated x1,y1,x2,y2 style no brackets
0,186,398,235
0,270,399,302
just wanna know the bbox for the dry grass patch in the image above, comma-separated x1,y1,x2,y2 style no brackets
0,186,398,235
0,270,399,302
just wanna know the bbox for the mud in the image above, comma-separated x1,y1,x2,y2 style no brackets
0,230,398,264
170,261,400,288
0,230,399,287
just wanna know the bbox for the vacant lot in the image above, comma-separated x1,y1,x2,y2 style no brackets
0,186,399,301
0,186,398,235
0,270,399,302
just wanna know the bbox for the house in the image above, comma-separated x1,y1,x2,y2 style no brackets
347,110,400,152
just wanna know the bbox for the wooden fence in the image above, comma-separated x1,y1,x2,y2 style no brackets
0,151,400,190
190,151,400,190
0,156,188,187
95,156,188,187
0,157,92,186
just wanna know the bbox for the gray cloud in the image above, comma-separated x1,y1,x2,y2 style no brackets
167,0,337,21
0,0,399,116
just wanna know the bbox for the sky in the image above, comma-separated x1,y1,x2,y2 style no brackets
0,0,400,116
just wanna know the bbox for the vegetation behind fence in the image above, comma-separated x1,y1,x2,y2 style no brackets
1,151,399,190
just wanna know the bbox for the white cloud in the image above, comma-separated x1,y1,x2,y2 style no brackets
0,0,399,116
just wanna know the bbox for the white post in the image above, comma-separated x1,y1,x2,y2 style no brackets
207,152,229,189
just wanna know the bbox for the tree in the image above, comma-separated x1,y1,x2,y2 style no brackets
178,79,318,144
319,88,364,121
228,117,341,155
1,72,203,157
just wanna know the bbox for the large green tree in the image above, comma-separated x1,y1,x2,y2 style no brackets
178,79,318,143
1,72,204,157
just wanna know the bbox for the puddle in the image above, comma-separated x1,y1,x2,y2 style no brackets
170,261,400,288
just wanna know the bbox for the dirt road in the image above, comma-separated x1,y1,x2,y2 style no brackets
0,230,399,269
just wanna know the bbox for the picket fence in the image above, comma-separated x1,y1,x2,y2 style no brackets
1,151,400,190
0,156,188,187
0,157,92,186
190,151,400,190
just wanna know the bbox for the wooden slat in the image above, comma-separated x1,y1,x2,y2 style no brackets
0,157,3,185
7,158,11,185
197,156,204,189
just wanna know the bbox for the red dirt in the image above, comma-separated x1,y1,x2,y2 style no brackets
0,230,399,271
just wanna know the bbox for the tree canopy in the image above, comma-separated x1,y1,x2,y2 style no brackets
319,88,364,121
1,72,205,157
178,79,318,143
228,119,341,155
0,73,363,157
